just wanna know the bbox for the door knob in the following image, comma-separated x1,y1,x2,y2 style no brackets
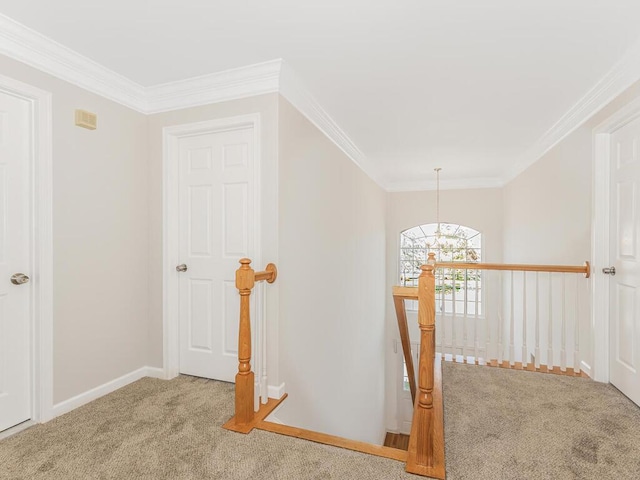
10,273,30,285
602,266,616,276
176,264,188,272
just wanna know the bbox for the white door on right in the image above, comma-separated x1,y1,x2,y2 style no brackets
609,115,640,407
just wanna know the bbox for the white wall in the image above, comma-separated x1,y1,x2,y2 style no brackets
385,188,504,431
276,97,387,444
0,54,150,404
502,79,640,376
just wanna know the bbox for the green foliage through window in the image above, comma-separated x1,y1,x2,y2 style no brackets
399,223,482,315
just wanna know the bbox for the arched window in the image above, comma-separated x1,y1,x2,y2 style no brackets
399,223,482,315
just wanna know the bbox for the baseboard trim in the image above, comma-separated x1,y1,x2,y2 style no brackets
268,383,286,399
257,421,408,462
51,366,167,419
0,420,35,440
144,366,168,379
580,361,592,379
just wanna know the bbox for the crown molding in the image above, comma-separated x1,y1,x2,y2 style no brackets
145,59,282,114
503,36,640,184
0,14,382,187
384,176,504,192
0,13,147,112
4,10,640,191
278,62,386,187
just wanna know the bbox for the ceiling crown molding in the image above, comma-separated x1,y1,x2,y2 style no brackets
503,36,640,184
279,62,386,187
0,13,147,112
4,10,640,192
385,176,504,192
145,59,282,114
0,13,382,187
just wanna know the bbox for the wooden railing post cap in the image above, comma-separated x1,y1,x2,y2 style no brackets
236,258,255,291
421,253,436,274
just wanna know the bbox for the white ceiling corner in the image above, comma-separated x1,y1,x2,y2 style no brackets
145,59,283,114
503,34,640,184
0,13,147,112
385,176,505,193
0,14,386,188
2,5,640,193
278,62,387,188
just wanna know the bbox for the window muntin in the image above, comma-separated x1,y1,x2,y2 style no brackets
399,223,482,315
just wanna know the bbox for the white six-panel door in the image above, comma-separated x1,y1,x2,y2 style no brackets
609,115,640,407
177,126,255,382
0,91,32,432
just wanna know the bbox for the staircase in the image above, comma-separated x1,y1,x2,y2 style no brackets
223,255,590,479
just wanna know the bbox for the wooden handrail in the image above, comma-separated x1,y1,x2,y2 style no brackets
435,261,590,278
394,257,590,477
393,293,417,402
232,258,278,428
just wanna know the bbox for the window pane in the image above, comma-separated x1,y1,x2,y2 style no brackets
400,223,482,315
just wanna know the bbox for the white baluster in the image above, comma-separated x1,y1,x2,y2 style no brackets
547,272,553,370
561,274,566,372
574,275,581,374
474,270,479,364
535,272,540,369
522,272,527,369
498,272,504,366
509,271,515,366
441,269,447,359
463,269,468,363
452,268,457,362
484,271,491,366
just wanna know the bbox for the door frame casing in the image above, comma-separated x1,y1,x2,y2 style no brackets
592,96,640,383
162,114,262,384
0,74,54,424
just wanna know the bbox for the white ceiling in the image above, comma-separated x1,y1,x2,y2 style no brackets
2,0,640,189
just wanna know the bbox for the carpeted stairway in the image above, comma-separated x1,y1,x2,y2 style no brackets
1,362,639,479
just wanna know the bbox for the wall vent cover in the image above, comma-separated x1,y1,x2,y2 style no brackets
75,109,97,130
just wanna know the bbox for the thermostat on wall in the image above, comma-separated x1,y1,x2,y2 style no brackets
75,109,97,130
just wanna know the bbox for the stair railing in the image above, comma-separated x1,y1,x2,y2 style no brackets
434,260,590,373
232,258,277,428
404,253,445,477
393,254,591,478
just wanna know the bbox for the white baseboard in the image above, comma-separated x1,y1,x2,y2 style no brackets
265,414,284,424
580,361,592,379
0,420,35,440
51,366,167,419
144,366,167,379
268,382,286,399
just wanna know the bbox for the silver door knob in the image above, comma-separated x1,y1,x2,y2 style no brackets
602,266,616,276
10,273,30,285
176,264,188,272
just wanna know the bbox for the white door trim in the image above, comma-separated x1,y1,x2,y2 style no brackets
162,114,262,383
592,96,640,383
0,74,54,423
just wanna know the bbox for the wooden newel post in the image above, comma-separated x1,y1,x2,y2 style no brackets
415,253,436,467
235,258,255,425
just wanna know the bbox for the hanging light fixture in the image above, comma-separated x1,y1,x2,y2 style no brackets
427,167,444,255
435,167,442,242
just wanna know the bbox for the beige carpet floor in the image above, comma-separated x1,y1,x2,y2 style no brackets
1,363,639,479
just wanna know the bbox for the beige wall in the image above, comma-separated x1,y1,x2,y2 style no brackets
503,78,640,374
0,54,150,404
146,94,280,381
385,188,503,431
276,97,387,444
